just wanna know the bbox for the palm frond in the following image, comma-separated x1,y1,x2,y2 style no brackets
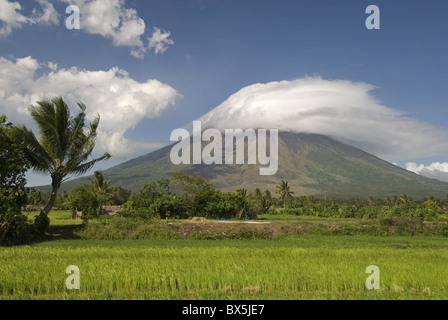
64,152,111,179
13,125,54,174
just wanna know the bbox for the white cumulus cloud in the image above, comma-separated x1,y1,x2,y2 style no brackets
32,0,59,25
60,0,174,58
0,55,181,158
406,162,448,183
0,0,30,36
198,77,448,162
63,0,145,47
0,0,174,58
148,27,174,55
0,0,59,36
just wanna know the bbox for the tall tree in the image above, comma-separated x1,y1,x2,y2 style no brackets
275,180,294,208
89,170,112,214
14,97,111,223
0,116,29,244
235,188,248,219
89,170,111,191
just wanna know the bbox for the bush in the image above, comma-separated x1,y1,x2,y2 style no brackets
119,207,160,220
0,214,34,245
68,186,102,220
378,216,424,236
436,222,448,236
33,214,50,235
279,207,303,216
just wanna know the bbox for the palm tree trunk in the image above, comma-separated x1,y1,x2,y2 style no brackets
40,178,60,217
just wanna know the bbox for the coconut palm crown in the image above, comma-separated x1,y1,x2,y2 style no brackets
275,180,294,208
15,97,111,217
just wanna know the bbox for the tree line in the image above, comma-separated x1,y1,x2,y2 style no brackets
27,171,448,224
1,97,447,245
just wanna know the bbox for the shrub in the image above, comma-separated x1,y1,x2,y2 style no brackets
33,214,50,235
68,186,102,221
378,216,424,236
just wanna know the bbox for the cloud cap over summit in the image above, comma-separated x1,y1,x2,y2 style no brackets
199,77,448,162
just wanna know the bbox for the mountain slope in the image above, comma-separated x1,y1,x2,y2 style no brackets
59,132,448,199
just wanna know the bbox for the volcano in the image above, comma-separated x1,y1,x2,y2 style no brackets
60,131,448,199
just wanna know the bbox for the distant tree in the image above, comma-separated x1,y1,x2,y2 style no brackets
246,188,273,218
26,187,43,207
235,188,248,219
264,190,273,206
89,170,112,212
253,188,262,200
202,190,238,219
89,170,111,192
122,179,189,219
108,186,131,205
399,194,413,206
14,97,111,231
392,195,399,206
171,172,213,216
275,180,294,208
68,185,102,221
54,190,70,210
384,196,392,209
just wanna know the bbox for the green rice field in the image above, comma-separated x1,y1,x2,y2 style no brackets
1,234,448,300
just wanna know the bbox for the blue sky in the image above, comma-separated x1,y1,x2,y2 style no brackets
1,0,448,186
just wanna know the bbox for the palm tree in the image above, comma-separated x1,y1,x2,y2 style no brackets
14,97,111,220
235,188,248,219
275,180,294,208
89,170,112,214
89,170,111,191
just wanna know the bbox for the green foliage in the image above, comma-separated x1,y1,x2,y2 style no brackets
0,116,31,245
378,216,425,235
280,194,448,222
33,214,50,235
275,180,294,208
121,179,189,219
108,186,131,205
172,171,215,216
25,187,43,207
13,97,111,218
68,185,102,220
202,190,238,219
89,170,111,191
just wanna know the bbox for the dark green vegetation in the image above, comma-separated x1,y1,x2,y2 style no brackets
0,116,31,245
57,132,448,199
9,171,448,245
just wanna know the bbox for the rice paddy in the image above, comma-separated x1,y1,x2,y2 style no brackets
1,235,448,300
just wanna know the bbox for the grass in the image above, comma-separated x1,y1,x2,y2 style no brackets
1,236,448,299
1,211,447,300
25,210,84,226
